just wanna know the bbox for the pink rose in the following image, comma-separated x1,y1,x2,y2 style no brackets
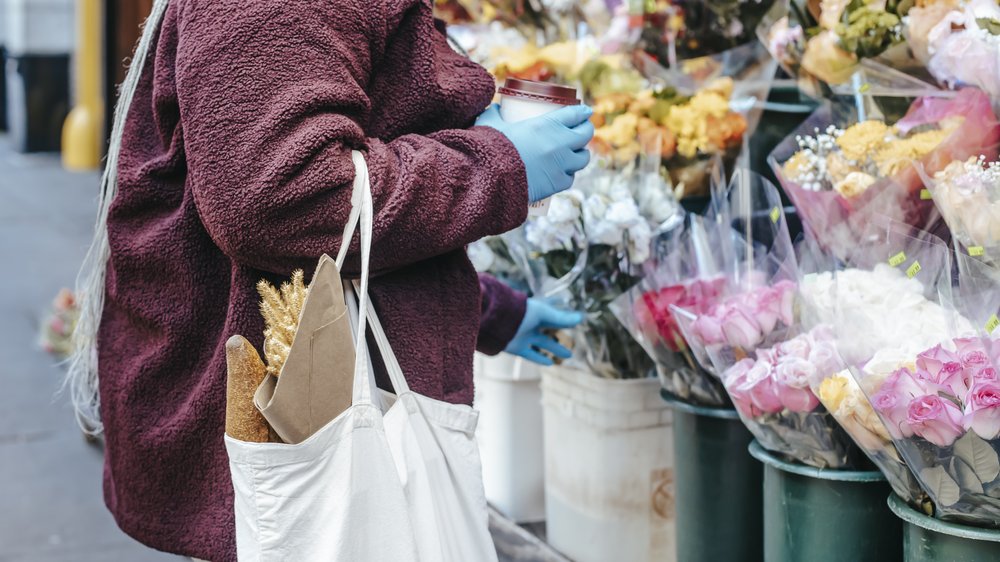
955,337,990,368
741,361,784,414
964,382,1000,440
754,287,781,334
777,336,811,361
872,389,912,439
807,341,842,377
872,368,926,439
975,366,998,384
775,280,796,326
720,305,764,350
691,314,724,345
907,395,966,447
916,344,962,380
724,359,761,418
774,358,820,412
916,345,968,397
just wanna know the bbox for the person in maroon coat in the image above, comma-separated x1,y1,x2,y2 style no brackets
67,0,593,560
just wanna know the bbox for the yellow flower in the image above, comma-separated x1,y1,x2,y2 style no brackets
802,31,859,84
783,151,813,180
595,112,640,148
874,125,956,176
834,171,878,198
836,120,892,162
663,90,732,159
818,374,851,412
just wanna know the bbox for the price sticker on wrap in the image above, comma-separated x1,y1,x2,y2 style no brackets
888,251,907,267
988,314,1000,334
906,261,921,278
969,246,985,257
770,206,781,224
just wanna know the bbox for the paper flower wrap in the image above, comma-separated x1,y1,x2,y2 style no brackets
770,88,1000,260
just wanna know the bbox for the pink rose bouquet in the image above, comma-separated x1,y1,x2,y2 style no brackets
869,336,1000,526
613,274,729,405
719,325,862,468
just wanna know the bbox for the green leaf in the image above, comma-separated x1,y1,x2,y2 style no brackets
951,456,985,495
953,431,1000,484
920,465,961,507
977,17,1000,36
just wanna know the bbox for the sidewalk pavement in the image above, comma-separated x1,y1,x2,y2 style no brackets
0,138,174,561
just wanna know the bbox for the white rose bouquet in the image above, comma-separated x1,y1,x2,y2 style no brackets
506,160,683,379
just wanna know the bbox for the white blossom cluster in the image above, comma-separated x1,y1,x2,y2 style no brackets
523,164,682,266
792,125,843,191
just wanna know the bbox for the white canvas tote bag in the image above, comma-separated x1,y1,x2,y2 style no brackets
225,151,498,562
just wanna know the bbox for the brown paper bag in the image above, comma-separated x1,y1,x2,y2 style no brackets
254,254,356,443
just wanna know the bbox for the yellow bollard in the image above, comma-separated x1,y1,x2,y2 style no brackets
62,0,104,170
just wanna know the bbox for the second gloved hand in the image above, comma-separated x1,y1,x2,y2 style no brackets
505,298,584,366
476,104,594,204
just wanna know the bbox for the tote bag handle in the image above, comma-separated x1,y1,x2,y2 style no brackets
334,150,413,404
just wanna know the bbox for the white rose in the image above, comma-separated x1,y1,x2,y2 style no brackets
467,240,495,272
605,199,643,229
547,190,583,224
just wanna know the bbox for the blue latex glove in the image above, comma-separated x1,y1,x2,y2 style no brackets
476,104,594,203
505,298,584,366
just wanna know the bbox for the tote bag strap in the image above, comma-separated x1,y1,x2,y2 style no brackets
335,151,412,399
334,150,377,406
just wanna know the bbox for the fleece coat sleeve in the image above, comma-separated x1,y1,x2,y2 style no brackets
174,0,528,277
477,273,527,355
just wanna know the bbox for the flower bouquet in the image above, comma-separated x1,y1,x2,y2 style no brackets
506,159,683,379
757,0,921,93
611,211,731,405
770,88,1000,259
907,0,1000,101
670,171,862,468
853,247,1000,524
820,220,987,510
920,154,1000,267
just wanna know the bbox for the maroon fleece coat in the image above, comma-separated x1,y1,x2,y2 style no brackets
100,0,529,559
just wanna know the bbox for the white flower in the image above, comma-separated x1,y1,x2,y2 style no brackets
626,220,653,264
525,217,578,253
467,240,495,272
605,199,643,228
547,189,584,223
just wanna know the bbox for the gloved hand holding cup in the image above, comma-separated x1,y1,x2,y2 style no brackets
476,78,593,216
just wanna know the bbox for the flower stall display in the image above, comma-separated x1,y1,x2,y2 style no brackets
761,0,1000,105
589,78,751,198
817,221,1000,513
669,171,863,468
759,0,923,92
770,88,1000,259
869,336,1000,524
799,258,961,505
907,0,1000,100
922,155,1000,267
505,160,683,379
611,210,731,405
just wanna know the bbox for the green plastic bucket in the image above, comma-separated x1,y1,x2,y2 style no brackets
749,440,901,562
888,493,1000,561
663,391,763,562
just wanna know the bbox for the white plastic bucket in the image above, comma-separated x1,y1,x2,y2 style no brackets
541,366,676,562
473,352,546,522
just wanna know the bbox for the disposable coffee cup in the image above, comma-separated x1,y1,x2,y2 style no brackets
498,78,581,217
